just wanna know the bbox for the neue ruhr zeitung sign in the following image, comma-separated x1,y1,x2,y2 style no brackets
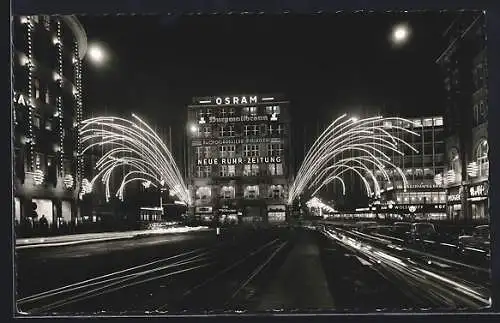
197,156,282,166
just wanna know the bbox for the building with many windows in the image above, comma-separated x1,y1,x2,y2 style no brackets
436,12,489,223
12,15,87,233
186,94,293,224
373,116,447,220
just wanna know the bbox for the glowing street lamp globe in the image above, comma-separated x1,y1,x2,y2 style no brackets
87,43,107,65
391,24,411,46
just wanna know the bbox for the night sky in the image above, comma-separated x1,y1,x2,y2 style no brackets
78,12,460,203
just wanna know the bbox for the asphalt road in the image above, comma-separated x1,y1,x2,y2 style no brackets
15,226,492,315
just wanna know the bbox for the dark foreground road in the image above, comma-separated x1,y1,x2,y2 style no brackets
15,227,492,315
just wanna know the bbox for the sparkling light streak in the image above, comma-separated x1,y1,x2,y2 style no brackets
288,115,419,204
80,115,191,205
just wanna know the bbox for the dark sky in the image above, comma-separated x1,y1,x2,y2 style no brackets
78,12,459,203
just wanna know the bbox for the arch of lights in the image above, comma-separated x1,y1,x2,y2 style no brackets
288,114,420,204
80,114,191,205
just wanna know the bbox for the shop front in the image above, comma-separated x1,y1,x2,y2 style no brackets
446,186,464,222
267,205,286,224
468,181,489,223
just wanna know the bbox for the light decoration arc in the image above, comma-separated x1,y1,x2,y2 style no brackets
79,114,191,205
288,114,420,204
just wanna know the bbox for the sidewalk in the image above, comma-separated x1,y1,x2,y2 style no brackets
15,226,211,249
257,230,335,311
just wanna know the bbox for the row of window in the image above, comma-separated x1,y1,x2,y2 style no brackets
194,124,286,138
382,117,444,129
196,163,284,178
196,105,281,119
196,144,284,159
195,184,285,200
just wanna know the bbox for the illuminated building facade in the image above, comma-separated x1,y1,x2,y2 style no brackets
12,15,87,231
186,94,293,224
436,13,489,223
373,116,447,220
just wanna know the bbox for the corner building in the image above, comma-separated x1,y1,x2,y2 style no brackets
12,15,87,230
186,94,293,224
436,13,489,224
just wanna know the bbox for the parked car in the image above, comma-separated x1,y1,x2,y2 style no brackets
457,225,490,257
353,221,378,233
407,222,439,246
391,222,411,240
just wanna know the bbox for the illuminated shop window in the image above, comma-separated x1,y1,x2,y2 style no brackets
423,118,433,127
196,186,211,200
269,185,284,199
434,117,443,126
45,119,53,131
220,186,235,199
34,78,40,99
243,144,259,157
244,185,259,199
243,164,259,176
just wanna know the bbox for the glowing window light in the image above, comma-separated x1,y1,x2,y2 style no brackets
447,170,456,183
33,169,44,185
467,162,479,177
64,174,74,189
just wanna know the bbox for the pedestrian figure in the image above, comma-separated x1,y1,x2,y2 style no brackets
39,214,49,234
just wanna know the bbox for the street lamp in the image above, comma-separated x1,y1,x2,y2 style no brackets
390,23,411,46
189,124,198,134
87,42,108,66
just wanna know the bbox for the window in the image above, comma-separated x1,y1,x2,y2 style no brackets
269,185,284,199
277,124,285,135
228,108,235,116
33,115,41,128
196,186,211,200
243,106,257,116
267,144,283,156
268,163,284,176
244,125,259,136
434,117,443,126
243,144,259,157
45,119,52,131
220,108,228,117
43,15,50,31
220,165,235,177
219,145,235,158
220,186,235,199
45,86,51,104
34,78,40,99
202,126,211,137
196,146,211,160
423,118,433,127
219,125,235,137
265,105,280,115
243,164,259,176
205,108,212,119
244,185,259,199
196,166,211,178
476,140,489,177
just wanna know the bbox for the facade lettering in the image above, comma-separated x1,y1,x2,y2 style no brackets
197,156,282,166
215,96,258,105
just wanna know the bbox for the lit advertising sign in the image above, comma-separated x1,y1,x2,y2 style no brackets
447,187,462,203
208,115,268,123
197,156,282,166
469,183,489,198
215,96,258,105
192,137,282,146
13,92,31,107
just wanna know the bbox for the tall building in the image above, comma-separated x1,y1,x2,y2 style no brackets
436,12,489,223
12,15,87,230
186,94,293,224
374,116,447,220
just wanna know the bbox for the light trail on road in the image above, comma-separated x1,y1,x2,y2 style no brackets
321,227,491,309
